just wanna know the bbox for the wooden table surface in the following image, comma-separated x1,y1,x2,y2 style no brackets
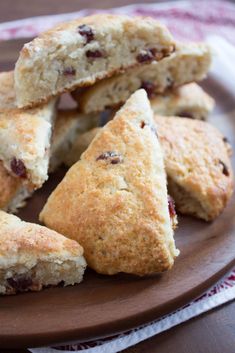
0,1,234,352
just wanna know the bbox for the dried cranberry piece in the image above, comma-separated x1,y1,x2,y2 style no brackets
177,111,194,119
10,158,27,178
219,160,229,176
63,67,76,76
136,49,155,63
78,24,94,43
168,195,176,218
7,275,33,292
96,151,123,164
86,50,104,59
140,81,156,98
223,136,229,143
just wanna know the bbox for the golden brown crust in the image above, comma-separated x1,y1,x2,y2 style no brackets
0,211,84,258
40,90,179,276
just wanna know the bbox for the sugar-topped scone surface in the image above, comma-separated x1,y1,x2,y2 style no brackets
40,90,179,276
0,71,57,188
0,211,86,295
73,43,211,114
15,14,175,108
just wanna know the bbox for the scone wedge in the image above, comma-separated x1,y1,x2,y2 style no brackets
40,90,179,276
0,71,57,189
61,115,233,221
0,211,86,295
15,14,175,108
73,43,211,114
155,116,234,221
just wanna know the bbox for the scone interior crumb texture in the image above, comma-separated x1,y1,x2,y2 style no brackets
14,14,175,108
40,90,179,276
73,43,212,114
0,211,86,295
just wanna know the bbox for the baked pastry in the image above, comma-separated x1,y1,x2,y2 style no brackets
0,71,57,188
61,115,233,221
151,83,214,120
50,109,100,172
72,43,212,114
14,14,175,108
40,90,179,276
155,116,233,221
0,162,31,213
0,211,86,295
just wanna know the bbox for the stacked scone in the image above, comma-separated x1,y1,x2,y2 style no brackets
0,14,233,294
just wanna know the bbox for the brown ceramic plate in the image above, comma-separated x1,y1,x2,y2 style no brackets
0,76,235,349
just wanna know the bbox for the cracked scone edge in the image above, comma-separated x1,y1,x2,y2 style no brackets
40,90,179,276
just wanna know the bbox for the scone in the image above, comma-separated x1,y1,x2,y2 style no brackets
14,14,175,108
0,71,57,188
73,43,212,114
151,83,214,120
155,116,233,221
61,116,233,221
0,211,86,295
50,109,100,172
0,162,31,213
40,90,179,276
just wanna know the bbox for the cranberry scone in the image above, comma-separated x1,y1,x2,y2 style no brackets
14,14,175,108
0,211,86,295
155,116,233,221
73,42,211,114
0,71,57,189
40,90,179,276
60,115,233,221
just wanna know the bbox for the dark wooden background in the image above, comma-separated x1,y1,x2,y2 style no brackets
0,1,234,352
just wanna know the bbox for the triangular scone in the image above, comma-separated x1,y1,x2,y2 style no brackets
14,14,175,108
0,211,86,295
73,43,211,114
61,116,233,221
155,116,234,221
40,90,179,276
0,71,57,188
